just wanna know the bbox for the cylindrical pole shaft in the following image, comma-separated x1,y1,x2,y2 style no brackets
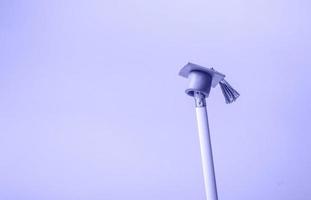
194,92,218,200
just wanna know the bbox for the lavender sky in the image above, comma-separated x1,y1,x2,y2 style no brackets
1,0,311,199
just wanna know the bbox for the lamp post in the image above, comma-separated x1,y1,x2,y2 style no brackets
179,63,239,200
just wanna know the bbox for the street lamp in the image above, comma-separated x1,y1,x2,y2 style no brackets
179,63,239,200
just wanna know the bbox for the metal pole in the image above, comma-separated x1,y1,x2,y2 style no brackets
194,91,218,200
179,63,239,200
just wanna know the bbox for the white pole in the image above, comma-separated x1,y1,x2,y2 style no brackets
179,63,239,200
194,92,218,200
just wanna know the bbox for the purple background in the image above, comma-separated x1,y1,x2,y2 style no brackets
1,0,311,199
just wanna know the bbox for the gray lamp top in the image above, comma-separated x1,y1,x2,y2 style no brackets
179,62,240,103
179,62,225,88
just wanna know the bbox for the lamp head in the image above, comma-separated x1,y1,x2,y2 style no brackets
179,62,240,103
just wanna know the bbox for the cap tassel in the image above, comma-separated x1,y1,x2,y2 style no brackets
219,79,240,104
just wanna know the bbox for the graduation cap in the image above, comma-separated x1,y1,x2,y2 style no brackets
179,62,240,103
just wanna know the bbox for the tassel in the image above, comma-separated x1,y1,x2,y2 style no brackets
219,79,240,104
